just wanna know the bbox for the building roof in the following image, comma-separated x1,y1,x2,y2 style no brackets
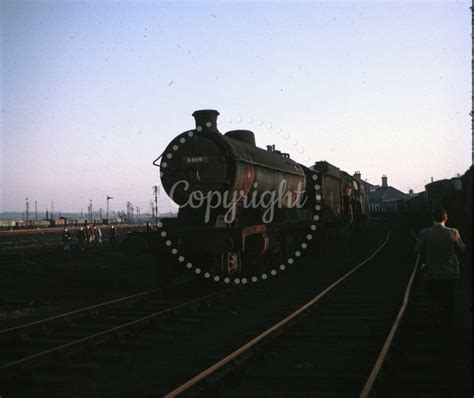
368,186,407,203
368,187,389,201
363,180,377,188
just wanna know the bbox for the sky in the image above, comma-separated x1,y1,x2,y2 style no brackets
1,1,471,214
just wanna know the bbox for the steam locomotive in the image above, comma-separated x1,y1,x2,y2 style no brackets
124,110,368,282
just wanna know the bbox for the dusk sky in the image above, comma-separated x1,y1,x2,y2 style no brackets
1,1,471,214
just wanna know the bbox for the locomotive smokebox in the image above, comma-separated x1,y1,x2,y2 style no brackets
192,109,220,133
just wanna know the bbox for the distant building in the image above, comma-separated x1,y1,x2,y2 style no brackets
368,175,408,213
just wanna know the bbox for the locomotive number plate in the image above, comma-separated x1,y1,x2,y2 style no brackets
184,156,209,164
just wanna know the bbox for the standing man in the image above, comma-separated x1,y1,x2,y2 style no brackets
415,208,465,332
77,227,86,251
95,226,103,247
87,224,95,247
110,225,117,248
62,228,72,252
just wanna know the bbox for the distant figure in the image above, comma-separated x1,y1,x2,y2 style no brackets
77,227,86,251
146,222,151,232
87,225,95,247
95,226,103,247
110,225,117,247
62,228,72,251
416,208,465,331
84,225,90,247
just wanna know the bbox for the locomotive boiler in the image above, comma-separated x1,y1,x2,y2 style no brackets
124,109,368,283
160,110,308,223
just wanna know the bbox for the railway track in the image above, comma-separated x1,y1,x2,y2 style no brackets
164,226,419,397
370,253,472,397
0,280,229,380
1,222,392,397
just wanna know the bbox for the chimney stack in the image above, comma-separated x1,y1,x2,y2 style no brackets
382,174,388,187
354,171,361,180
192,109,220,133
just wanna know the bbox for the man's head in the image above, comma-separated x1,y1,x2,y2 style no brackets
433,208,448,224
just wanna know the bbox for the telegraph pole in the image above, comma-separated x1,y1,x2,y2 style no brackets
106,195,113,221
50,201,54,221
137,206,140,223
153,185,159,225
35,200,37,221
25,198,29,222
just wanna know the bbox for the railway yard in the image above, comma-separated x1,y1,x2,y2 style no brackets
0,217,471,397
2,0,473,392
2,0,472,395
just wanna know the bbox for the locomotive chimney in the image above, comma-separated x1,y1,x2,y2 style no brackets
382,174,388,187
192,109,220,133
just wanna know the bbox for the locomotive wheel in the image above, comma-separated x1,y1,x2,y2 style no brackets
221,251,242,280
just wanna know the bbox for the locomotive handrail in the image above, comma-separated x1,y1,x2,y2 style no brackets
233,158,306,177
151,129,309,177
154,150,306,177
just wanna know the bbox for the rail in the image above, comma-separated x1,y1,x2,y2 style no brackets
0,288,163,338
359,254,420,398
164,231,391,397
0,288,230,377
